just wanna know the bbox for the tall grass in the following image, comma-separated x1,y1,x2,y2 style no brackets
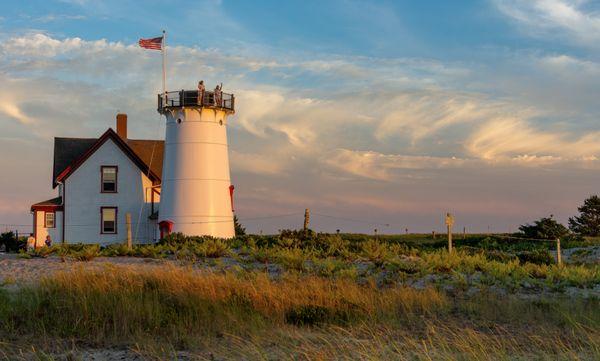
0,265,598,360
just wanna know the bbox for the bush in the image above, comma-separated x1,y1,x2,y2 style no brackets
361,239,390,266
194,239,231,258
134,244,168,258
516,250,555,266
519,216,569,240
1,232,25,253
72,245,100,262
277,247,309,271
101,244,133,257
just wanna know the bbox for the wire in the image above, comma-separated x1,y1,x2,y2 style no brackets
238,213,303,222
312,212,390,227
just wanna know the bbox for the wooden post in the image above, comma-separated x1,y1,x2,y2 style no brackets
405,228,408,235
556,238,562,266
463,226,466,239
432,231,436,239
445,213,454,253
303,208,310,233
126,213,132,250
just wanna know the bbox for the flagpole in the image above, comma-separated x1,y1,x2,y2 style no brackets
162,30,167,100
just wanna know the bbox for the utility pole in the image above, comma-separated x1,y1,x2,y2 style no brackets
446,213,454,253
556,238,562,266
303,208,310,234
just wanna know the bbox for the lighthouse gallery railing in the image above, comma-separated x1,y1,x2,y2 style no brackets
157,90,235,111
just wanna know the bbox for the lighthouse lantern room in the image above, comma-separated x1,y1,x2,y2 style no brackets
157,88,236,239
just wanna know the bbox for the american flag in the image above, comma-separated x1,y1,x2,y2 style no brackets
138,36,163,50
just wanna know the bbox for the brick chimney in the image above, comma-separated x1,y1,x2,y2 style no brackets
116,113,127,139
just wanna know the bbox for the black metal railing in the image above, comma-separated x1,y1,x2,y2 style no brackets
157,90,235,111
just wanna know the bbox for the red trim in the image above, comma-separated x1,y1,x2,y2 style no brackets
33,211,37,241
229,185,235,212
101,165,118,193
31,205,63,212
158,220,174,239
62,182,66,244
54,128,160,187
44,211,56,228
100,206,118,234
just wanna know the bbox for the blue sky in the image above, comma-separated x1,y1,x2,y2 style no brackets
1,0,599,234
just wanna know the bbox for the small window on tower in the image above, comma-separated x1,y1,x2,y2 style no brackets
101,166,117,193
101,207,117,234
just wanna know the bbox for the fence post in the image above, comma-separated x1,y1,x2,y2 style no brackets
126,213,132,250
556,238,562,266
432,231,436,239
303,209,310,234
445,213,455,253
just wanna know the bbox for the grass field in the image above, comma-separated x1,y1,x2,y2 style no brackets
1,231,599,360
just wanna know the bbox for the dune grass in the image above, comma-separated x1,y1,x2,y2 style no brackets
0,265,598,360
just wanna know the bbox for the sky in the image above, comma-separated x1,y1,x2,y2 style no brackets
0,0,599,234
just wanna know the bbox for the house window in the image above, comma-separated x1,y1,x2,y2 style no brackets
44,211,55,228
101,207,117,234
101,166,118,193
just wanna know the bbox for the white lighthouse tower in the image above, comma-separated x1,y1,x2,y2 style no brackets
157,88,236,238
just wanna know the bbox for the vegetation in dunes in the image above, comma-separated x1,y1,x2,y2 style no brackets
1,207,600,359
0,265,598,360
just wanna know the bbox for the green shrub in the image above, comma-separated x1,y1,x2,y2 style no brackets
17,250,32,259
361,239,390,266
251,247,276,263
517,250,555,265
72,245,100,262
175,247,197,262
194,239,231,258
277,247,309,271
101,244,133,257
1,232,25,253
134,244,167,258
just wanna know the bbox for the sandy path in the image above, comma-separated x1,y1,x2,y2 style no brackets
0,253,177,285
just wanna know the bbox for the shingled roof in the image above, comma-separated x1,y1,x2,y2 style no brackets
52,129,164,187
31,196,63,211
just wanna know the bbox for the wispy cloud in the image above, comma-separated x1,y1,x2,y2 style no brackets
493,0,600,48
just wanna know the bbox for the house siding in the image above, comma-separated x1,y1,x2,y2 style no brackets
64,138,159,244
35,210,63,244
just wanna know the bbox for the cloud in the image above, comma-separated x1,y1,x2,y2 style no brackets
493,0,600,47
230,150,288,176
1,32,599,232
466,117,600,160
0,99,33,125
322,149,472,181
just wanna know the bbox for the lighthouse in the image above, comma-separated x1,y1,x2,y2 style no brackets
157,87,236,238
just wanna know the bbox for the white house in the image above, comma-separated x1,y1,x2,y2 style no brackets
30,114,163,245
